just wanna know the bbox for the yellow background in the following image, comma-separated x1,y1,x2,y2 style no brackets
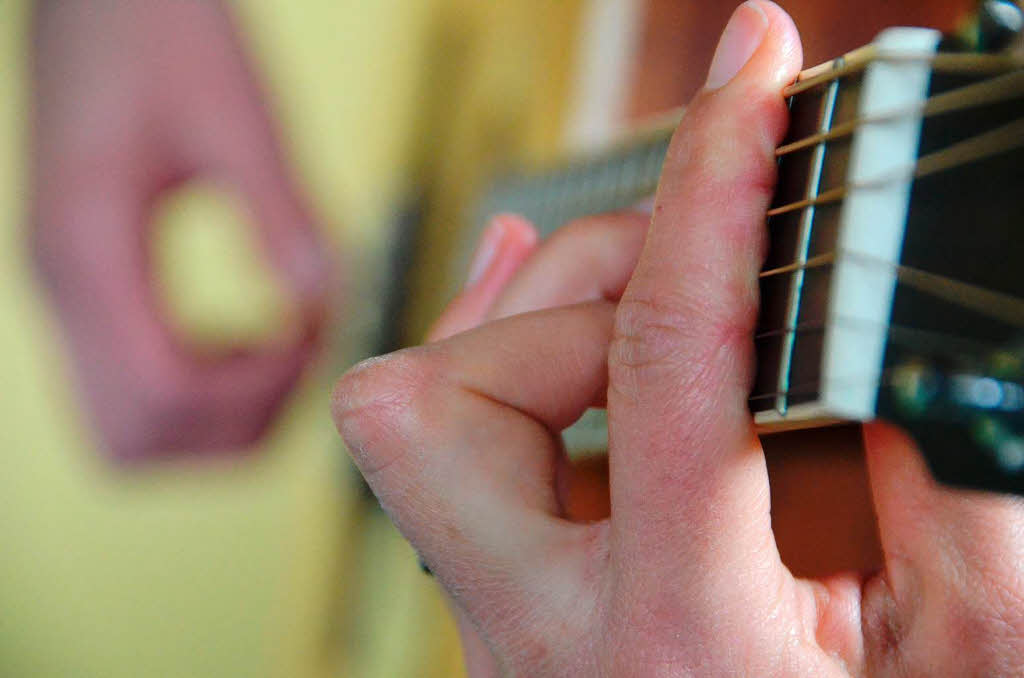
0,1,583,676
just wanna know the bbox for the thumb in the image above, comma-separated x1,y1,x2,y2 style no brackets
607,0,802,606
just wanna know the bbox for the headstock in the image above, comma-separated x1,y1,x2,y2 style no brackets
880,342,1024,493
754,4,1024,493
872,5,1024,493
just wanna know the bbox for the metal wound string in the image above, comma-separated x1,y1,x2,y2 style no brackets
765,117,1024,218
755,248,1024,329
776,69,1024,157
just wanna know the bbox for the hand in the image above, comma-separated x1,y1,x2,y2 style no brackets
31,0,331,461
332,2,1024,675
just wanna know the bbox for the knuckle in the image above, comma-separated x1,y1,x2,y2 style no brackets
330,348,438,478
610,295,691,374
610,293,748,377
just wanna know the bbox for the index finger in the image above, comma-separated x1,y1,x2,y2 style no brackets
607,1,802,587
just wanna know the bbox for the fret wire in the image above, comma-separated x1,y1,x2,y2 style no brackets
774,78,840,415
492,110,1024,228
749,379,878,404
776,69,1024,157
766,117,1024,218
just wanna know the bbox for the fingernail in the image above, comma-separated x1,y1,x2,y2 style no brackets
465,216,507,288
705,1,769,90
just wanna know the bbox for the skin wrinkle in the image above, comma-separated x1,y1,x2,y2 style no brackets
808,574,863,671
458,303,616,431
630,27,790,678
620,111,777,377
457,387,563,515
336,325,601,675
482,213,645,325
467,532,597,676
604,8,806,667
608,338,753,477
331,354,425,479
861,570,911,678
942,550,1024,675
609,295,752,395
541,213,647,301
608,486,775,646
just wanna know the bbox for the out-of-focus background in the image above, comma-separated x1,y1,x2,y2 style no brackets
0,1,967,676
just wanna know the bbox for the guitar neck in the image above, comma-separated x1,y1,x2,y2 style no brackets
469,25,1024,493
472,122,674,240
473,36,1024,398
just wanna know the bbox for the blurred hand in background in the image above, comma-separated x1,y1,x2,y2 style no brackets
30,0,331,462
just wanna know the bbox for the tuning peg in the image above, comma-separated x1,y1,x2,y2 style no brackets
977,0,1023,51
880,352,1024,494
944,1,1023,52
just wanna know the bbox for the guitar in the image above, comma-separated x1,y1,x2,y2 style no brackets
410,4,1024,496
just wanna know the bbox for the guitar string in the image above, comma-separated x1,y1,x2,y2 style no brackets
482,127,1024,335
479,55,1024,414
747,370,914,405
766,117,1024,218
755,248,1024,330
748,314,1020,405
748,316,1024,406
746,359,1023,406
498,105,1024,230
482,53,1023,213
749,260,1024,405
776,69,1024,157
477,69,1023,231
759,252,835,278
750,318,1009,389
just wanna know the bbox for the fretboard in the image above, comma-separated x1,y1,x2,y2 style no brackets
471,126,673,240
